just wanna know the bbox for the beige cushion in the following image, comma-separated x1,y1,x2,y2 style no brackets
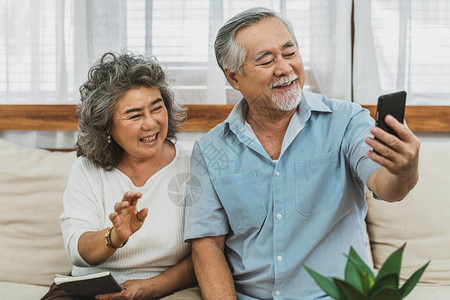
405,284,450,300
366,141,450,285
0,281,49,300
0,139,76,287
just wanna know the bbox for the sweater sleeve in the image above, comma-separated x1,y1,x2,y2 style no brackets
60,157,105,267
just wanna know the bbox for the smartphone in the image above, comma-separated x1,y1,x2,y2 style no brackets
375,91,406,138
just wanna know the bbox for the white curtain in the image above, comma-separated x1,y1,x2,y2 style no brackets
0,0,353,148
0,0,78,148
309,0,353,101
353,0,382,105
206,0,227,105
353,0,450,105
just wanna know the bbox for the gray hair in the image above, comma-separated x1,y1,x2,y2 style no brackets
214,7,298,76
76,52,186,170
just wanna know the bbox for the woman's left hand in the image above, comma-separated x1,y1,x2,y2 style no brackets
109,191,149,246
95,254,198,299
95,279,149,300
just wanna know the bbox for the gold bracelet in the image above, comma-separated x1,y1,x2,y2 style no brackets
105,227,128,249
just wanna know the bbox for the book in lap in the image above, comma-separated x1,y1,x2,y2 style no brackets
54,271,122,298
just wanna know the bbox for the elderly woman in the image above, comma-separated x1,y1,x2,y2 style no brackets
42,52,201,300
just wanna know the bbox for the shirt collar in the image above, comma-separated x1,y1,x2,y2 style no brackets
222,98,248,137
302,89,332,113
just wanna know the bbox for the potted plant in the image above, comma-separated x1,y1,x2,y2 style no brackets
304,243,429,300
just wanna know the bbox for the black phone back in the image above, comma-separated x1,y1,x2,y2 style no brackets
376,91,406,137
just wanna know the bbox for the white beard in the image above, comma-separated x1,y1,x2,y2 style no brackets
270,80,302,111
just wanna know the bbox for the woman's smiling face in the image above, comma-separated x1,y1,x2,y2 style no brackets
111,86,169,162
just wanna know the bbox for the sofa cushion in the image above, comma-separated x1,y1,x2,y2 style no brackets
405,284,450,300
366,140,450,285
0,281,49,299
0,139,76,287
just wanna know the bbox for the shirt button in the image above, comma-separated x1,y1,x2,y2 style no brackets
277,255,283,261
277,214,282,220
275,171,280,176
275,290,281,296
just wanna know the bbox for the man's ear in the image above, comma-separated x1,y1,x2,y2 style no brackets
224,69,240,90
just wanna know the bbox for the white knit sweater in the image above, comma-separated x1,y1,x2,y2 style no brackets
60,143,191,284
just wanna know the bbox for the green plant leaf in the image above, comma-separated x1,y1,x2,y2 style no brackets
368,273,398,298
399,261,430,298
346,248,376,279
333,278,368,300
369,287,401,300
345,248,376,293
304,265,345,300
345,249,365,294
376,243,406,280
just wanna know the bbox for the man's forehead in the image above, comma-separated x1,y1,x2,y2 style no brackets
235,18,294,54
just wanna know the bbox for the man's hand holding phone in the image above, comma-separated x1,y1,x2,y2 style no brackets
366,91,420,177
366,115,420,178
365,91,421,201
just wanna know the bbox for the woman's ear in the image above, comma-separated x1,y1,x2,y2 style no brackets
224,69,240,90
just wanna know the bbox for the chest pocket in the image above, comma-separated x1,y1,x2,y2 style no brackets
295,151,343,216
213,170,266,231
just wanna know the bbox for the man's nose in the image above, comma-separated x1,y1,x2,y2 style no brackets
274,58,292,77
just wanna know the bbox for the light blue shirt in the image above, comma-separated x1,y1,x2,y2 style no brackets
184,90,381,300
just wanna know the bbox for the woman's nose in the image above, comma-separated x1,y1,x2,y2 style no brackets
142,115,156,130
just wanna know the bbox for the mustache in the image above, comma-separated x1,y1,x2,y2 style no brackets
269,75,298,89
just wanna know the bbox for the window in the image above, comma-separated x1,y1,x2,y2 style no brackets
371,0,450,105
2,1,447,105
0,0,318,105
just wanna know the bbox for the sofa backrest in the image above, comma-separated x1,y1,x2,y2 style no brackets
0,139,76,287
366,140,450,285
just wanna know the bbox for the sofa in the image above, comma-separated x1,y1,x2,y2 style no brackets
365,138,450,299
0,137,449,299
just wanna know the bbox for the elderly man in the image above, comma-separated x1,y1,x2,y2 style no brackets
184,7,420,300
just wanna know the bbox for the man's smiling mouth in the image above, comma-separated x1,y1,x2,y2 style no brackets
270,75,298,89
